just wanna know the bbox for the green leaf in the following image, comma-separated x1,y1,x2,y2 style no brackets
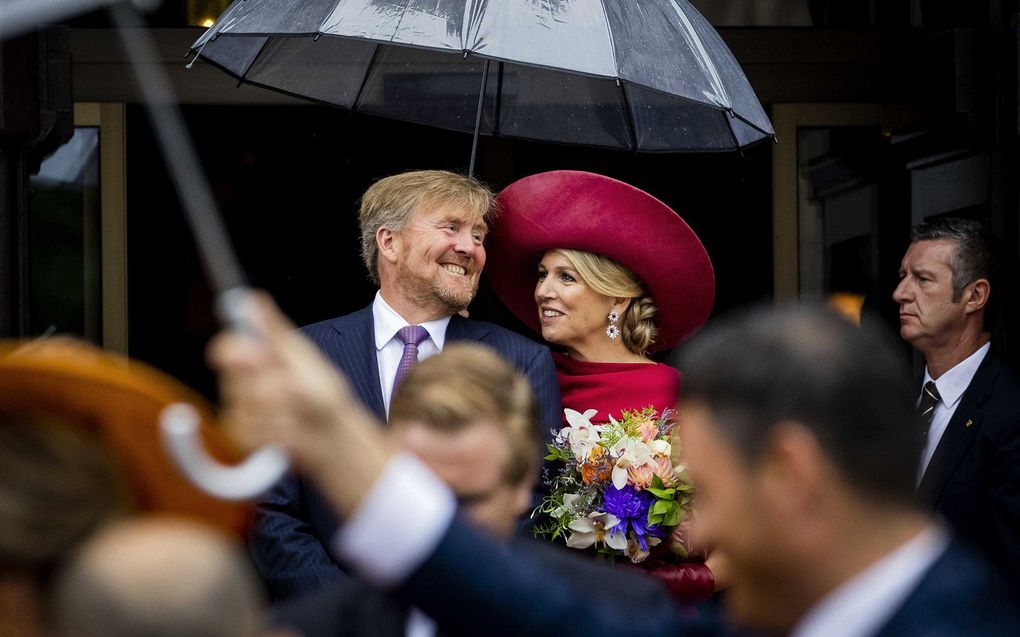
648,499,683,528
646,487,675,499
650,500,676,515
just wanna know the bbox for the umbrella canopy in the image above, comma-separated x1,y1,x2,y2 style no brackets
190,0,774,152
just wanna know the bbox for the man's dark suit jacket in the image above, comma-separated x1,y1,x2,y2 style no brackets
268,536,688,637
917,351,1020,595
248,305,562,600
395,519,1020,637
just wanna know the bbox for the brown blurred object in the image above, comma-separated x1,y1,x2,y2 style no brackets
0,338,251,536
827,292,865,326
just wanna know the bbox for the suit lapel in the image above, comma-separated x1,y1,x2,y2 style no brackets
327,312,491,419
446,314,490,344
917,354,999,507
329,307,386,419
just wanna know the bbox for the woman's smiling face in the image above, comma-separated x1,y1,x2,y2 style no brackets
534,250,615,352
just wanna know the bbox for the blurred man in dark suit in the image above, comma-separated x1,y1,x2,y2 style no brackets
268,344,678,637
212,298,1020,637
893,217,1020,596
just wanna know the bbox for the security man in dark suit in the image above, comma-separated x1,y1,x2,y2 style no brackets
893,217,1020,596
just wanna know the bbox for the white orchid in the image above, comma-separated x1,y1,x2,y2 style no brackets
649,438,671,457
609,436,654,490
550,492,580,519
608,433,674,489
557,408,605,462
565,511,627,551
625,532,662,563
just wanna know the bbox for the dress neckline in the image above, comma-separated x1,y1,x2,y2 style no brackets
553,351,660,373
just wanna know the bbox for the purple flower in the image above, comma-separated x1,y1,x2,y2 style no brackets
602,484,667,551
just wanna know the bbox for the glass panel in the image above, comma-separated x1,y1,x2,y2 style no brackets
797,126,887,324
29,127,101,341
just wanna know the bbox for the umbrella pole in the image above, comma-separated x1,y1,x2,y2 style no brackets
110,4,291,500
468,58,490,178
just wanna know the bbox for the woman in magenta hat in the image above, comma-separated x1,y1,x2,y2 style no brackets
487,170,718,601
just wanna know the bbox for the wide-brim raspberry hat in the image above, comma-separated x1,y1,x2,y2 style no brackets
487,171,714,351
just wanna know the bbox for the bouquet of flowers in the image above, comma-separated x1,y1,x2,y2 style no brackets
535,406,694,563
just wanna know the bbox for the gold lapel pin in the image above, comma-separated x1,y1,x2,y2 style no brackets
965,419,974,428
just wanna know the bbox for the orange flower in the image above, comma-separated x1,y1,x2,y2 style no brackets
580,447,612,484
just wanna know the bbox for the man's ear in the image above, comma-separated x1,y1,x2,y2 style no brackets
514,467,540,516
963,278,990,315
761,422,827,515
513,482,533,518
377,227,400,265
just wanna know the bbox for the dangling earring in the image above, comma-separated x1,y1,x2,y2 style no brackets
606,309,620,341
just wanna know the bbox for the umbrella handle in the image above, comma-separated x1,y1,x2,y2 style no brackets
160,403,290,501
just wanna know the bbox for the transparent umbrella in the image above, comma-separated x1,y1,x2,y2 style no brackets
189,0,775,174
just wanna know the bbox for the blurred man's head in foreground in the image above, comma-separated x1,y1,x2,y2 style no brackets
390,344,538,538
53,517,264,637
678,305,920,632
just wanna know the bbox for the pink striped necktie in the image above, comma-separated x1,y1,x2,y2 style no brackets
393,325,429,397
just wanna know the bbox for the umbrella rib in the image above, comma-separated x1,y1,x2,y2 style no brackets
236,37,272,87
390,0,415,44
316,0,347,34
186,0,246,70
468,58,490,178
493,61,503,137
595,0,621,74
351,43,382,110
618,82,638,151
669,0,731,109
723,109,741,151
729,110,776,137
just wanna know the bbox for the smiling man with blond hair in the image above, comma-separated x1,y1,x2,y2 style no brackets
248,170,561,601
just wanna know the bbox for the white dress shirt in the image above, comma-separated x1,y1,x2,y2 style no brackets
333,452,456,586
333,453,453,637
791,525,950,637
917,342,990,481
372,291,451,416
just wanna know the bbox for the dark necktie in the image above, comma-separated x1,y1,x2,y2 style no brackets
917,380,942,439
393,325,429,397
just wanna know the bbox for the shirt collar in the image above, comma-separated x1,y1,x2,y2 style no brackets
923,342,990,411
372,291,451,352
791,524,950,637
